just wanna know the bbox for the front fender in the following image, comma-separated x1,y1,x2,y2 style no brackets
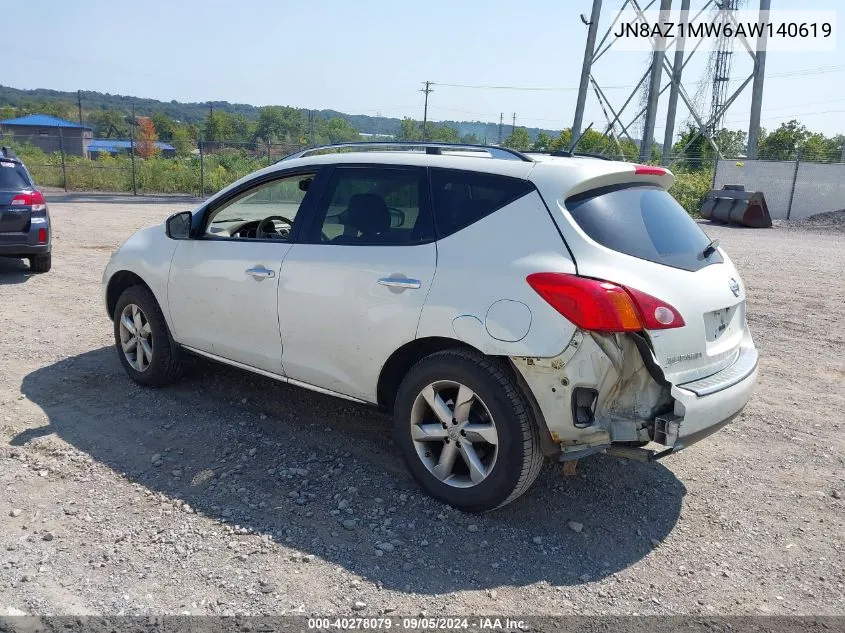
102,224,178,328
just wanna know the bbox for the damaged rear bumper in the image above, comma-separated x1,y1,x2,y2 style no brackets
666,345,758,450
511,330,758,462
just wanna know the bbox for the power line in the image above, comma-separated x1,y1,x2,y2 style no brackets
432,64,845,94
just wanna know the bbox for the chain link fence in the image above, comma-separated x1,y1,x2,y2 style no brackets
2,131,750,217
1,132,304,198
713,153,845,221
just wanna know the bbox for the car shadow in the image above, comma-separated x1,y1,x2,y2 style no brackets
0,257,33,284
17,346,685,594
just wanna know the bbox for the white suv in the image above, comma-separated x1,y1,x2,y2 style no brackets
102,142,757,511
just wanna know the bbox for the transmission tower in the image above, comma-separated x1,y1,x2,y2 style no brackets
708,0,746,133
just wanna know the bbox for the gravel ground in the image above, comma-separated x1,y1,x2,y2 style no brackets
1,195,843,616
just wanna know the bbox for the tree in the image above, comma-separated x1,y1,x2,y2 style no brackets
758,120,810,160
549,129,573,152
713,128,747,157
204,111,234,142
315,117,360,144
532,132,552,151
397,118,422,141
503,127,531,151
171,126,194,157
253,106,304,144
89,110,129,138
427,123,460,143
229,113,255,142
135,117,159,158
674,125,710,169
151,112,176,141
459,132,481,145
670,126,748,167
799,132,838,162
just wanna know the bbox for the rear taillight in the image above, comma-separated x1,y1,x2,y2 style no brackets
10,191,46,212
526,273,685,333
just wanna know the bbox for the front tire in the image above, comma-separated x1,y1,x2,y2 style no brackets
113,285,183,387
394,349,544,512
29,253,51,273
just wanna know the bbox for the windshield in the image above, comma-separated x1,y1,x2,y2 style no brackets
565,184,723,272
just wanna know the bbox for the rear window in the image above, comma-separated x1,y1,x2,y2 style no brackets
565,184,722,272
430,168,534,238
0,161,31,190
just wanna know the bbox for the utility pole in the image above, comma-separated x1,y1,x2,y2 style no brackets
640,0,672,163
77,90,83,125
573,0,602,142
662,0,690,165
747,0,770,159
498,113,504,145
130,104,137,196
420,81,433,140
511,113,516,134
308,110,313,146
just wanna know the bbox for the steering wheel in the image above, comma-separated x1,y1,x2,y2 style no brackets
257,215,294,240
387,206,406,228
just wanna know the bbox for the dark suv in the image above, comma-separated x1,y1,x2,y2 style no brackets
0,148,51,273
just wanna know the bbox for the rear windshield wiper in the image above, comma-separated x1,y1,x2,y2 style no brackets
700,238,720,259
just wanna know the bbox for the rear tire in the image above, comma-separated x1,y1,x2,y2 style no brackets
113,284,183,387
394,349,544,512
29,253,51,273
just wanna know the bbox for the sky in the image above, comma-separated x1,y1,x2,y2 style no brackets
8,0,845,140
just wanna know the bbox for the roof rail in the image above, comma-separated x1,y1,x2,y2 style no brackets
278,141,534,163
528,150,614,161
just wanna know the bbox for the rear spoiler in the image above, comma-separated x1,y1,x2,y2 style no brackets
1,146,18,160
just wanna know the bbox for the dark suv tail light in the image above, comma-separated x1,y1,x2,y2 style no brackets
526,272,685,333
10,191,46,212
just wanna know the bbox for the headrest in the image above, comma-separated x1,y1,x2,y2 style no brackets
346,193,390,236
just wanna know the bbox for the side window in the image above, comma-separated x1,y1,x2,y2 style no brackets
204,173,316,241
430,168,535,238
309,167,433,245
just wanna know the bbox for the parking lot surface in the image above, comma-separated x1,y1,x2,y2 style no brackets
1,196,843,615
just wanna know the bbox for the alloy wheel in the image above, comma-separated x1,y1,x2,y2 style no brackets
409,380,499,488
119,303,153,372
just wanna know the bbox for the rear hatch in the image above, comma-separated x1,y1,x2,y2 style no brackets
0,160,34,236
558,180,747,385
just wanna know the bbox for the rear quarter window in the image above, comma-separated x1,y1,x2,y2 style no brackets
0,161,31,190
430,168,534,238
565,184,722,272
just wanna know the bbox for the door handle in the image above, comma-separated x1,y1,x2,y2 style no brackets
245,266,275,279
378,277,421,289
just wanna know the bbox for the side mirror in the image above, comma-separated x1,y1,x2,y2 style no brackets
165,211,192,240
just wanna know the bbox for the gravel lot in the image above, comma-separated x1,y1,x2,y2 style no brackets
1,194,843,617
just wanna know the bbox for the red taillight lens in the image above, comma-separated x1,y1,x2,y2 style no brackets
10,191,46,212
624,285,685,329
37,228,47,244
526,273,642,332
634,165,668,176
526,273,685,333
